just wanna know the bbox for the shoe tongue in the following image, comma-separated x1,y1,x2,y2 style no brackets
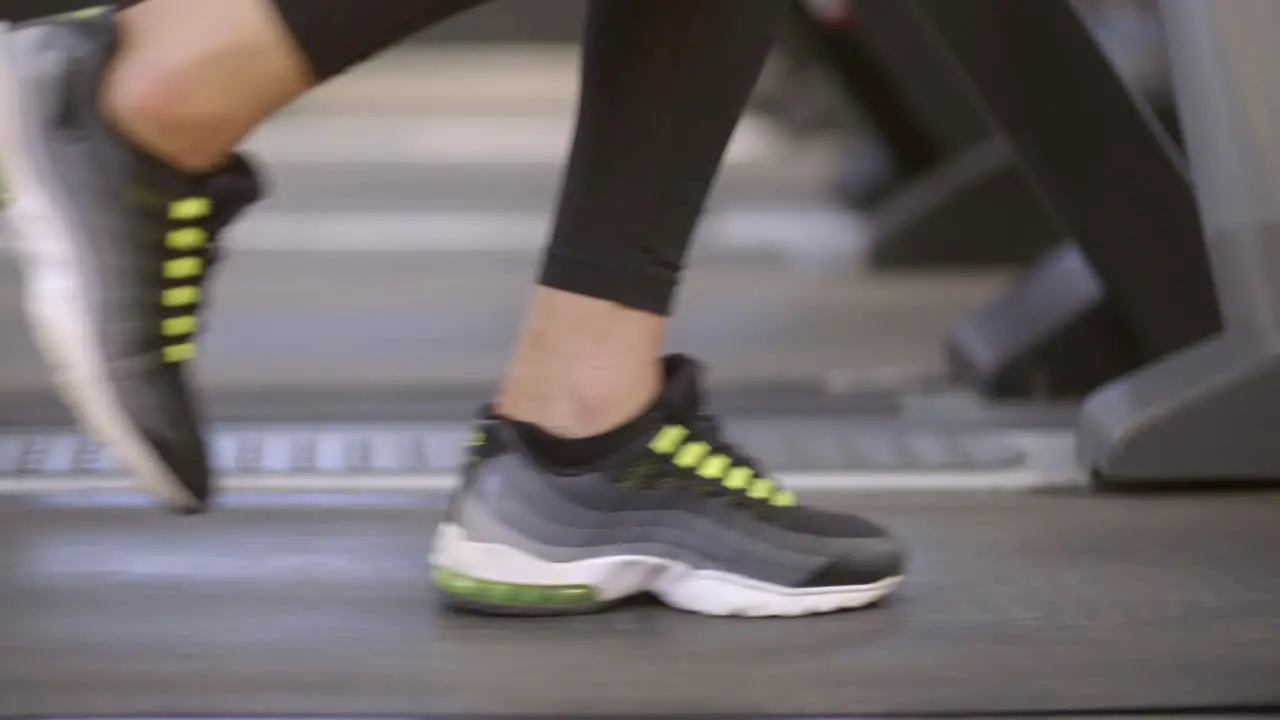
658,354,707,422
196,154,264,230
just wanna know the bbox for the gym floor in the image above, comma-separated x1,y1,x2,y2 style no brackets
2,490,1278,716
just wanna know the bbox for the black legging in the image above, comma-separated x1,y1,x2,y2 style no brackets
126,0,787,316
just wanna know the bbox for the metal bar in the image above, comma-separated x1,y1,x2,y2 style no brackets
1161,0,1280,342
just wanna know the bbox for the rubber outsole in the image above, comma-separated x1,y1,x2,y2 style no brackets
430,523,903,618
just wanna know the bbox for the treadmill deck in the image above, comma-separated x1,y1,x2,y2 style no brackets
1,490,1276,716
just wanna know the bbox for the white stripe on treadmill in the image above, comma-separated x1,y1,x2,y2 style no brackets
223,207,869,254
289,46,582,113
242,114,786,166
0,468,1079,496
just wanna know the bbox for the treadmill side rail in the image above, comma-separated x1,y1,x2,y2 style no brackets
1081,0,1280,484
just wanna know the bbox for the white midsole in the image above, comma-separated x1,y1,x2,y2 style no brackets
430,523,903,617
0,23,196,511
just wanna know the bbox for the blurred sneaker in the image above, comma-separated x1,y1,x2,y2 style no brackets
431,355,905,617
0,10,262,511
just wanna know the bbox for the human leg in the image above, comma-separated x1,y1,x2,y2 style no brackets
431,0,906,617
0,1,484,511
107,0,486,170
495,0,793,441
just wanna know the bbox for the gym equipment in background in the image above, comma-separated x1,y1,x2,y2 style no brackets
752,2,866,137
1081,0,1280,485
778,1,934,206
797,0,1061,268
913,0,1220,400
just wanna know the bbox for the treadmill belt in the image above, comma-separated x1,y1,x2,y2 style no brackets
0,419,1034,479
0,491,1277,716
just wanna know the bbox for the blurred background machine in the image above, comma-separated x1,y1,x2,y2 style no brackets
763,0,1214,401
763,0,1179,269
0,1,1277,718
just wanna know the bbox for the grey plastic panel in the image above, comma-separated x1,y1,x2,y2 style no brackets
1161,0,1280,336
1079,0,1280,482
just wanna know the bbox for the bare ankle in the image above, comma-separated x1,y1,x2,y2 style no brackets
498,364,663,437
495,289,666,438
103,0,313,171
102,62,228,171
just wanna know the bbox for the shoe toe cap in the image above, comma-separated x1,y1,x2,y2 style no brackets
801,535,906,587
115,373,211,512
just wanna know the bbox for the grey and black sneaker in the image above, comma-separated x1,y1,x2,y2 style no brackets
430,355,905,617
0,10,262,511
